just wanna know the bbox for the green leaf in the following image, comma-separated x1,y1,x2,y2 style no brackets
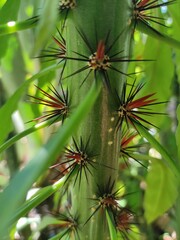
106,210,118,240
0,0,21,58
49,229,70,240
142,39,174,127
144,159,178,223
0,81,101,237
168,1,180,39
168,2,180,83
0,120,50,154
33,0,59,54
1,35,26,95
0,17,38,36
134,123,180,180
0,0,7,8
10,177,66,225
143,38,174,100
176,105,180,159
137,20,180,50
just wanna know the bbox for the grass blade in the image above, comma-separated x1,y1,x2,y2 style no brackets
106,210,117,240
10,176,66,225
0,17,38,36
0,120,51,154
137,20,180,50
134,123,180,180
0,81,102,237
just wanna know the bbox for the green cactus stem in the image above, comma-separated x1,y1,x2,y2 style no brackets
63,1,132,239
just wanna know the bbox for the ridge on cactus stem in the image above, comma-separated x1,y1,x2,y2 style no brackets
28,83,69,125
120,129,147,168
61,29,148,88
50,137,97,187
132,0,175,30
37,28,66,80
115,80,166,130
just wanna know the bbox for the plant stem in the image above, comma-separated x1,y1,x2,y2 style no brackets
66,1,132,238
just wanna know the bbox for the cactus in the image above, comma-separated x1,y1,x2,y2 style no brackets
0,0,180,239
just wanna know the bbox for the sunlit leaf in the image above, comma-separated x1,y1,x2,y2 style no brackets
144,159,178,223
0,0,7,8
0,17,38,36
